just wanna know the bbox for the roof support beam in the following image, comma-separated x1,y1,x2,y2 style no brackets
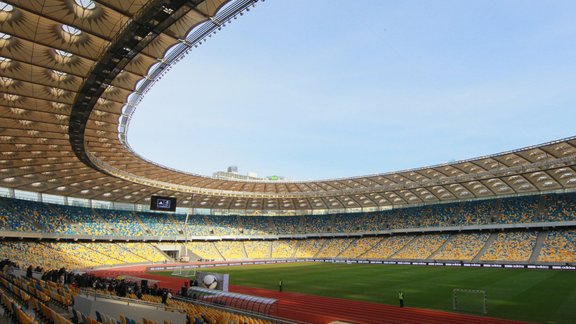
69,0,201,171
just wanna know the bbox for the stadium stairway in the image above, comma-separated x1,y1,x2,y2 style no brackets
17,211,44,232
119,244,154,263
336,239,357,258
212,242,226,261
388,236,417,259
268,241,274,258
472,233,498,262
152,244,175,263
528,231,548,263
536,198,546,222
426,236,451,261
241,242,249,259
90,210,116,235
313,240,330,258
357,237,386,259
292,241,303,258
132,212,153,235
492,200,503,222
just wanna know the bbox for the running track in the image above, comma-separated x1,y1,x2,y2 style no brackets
90,265,525,324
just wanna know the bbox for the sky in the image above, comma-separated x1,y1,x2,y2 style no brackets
128,0,576,181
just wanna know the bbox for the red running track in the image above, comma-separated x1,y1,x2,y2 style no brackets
90,265,525,324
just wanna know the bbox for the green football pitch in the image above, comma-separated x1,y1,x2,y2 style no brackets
153,262,576,323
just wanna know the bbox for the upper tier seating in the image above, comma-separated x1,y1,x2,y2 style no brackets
0,193,575,237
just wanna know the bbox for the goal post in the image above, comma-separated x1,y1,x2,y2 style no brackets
171,266,197,278
453,289,487,314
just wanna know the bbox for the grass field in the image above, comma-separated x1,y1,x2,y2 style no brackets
153,262,576,323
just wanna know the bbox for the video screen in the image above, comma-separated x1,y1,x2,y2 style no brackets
150,195,177,212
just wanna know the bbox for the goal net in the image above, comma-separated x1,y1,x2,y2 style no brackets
171,267,197,278
453,289,487,314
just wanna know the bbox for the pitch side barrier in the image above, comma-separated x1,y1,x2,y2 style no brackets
148,259,576,272
311,259,576,270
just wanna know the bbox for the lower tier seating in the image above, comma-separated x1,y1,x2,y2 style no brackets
2,229,575,271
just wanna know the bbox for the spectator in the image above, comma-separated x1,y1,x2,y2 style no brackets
161,289,168,304
26,265,33,278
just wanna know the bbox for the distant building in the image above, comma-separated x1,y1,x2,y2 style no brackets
212,167,285,181
212,171,263,181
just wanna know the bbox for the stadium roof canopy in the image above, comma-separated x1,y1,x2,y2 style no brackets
1,0,576,214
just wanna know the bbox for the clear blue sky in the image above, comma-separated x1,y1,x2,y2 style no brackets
129,0,576,180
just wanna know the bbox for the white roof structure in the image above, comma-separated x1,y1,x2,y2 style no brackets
1,0,575,213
